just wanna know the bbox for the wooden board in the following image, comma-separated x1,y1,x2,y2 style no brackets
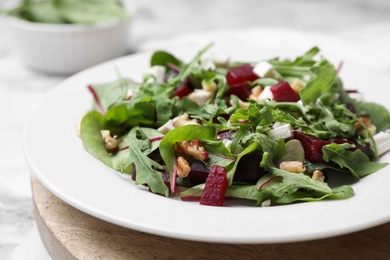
31,175,390,259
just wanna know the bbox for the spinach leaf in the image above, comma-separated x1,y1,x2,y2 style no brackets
150,51,182,68
5,0,130,24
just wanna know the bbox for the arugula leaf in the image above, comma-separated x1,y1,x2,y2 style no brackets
300,61,337,106
269,185,354,204
168,43,213,87
322,143,388,178
121,127,168,196
201,140,237,169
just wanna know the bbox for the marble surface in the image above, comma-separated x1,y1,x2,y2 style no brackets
1,0,390,259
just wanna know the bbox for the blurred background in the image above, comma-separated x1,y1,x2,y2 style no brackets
1,0,390,259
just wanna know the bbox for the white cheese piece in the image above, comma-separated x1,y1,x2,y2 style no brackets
172,113,198,127
348,92,364,102
188,89,213,105
149,65,166,84
267,123,293,141
257,86,274,101
211,52,230,67
253,61,281,79
222,139,232,149
157,119,174,134
200,58,216,71
373,131,390,156
152,65,166,84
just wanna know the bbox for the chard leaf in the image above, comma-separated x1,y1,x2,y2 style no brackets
322,143,388,178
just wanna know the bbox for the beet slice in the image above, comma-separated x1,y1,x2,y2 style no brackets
189,160,210,185
270,81,300,102
226,64,259,86
172,79,193,98
292,131,330,162
200,165,227,206
225,82,252,100
233,154,264,183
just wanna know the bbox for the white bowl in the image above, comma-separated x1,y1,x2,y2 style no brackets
2,1,135,75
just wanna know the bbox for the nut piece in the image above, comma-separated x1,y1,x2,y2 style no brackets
201,79,217,93
279,161,306,173
312,170,325,182
249,85,263,99
230,98,250,108
291,78,304,94
176,156,191,178
174,140,208,161
261,199,271,207
100,130,119,153
172,113,199,127
355,116,377,136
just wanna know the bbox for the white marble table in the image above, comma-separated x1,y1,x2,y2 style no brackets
1,0,390,259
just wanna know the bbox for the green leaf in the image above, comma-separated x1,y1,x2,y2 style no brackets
322,143,388,178
201,140,237,168
123,127,168,196
80,111,113,167
358,102,390,132
300,62,337,106
58,0,130,23
159,124,216,182
150,51,182,68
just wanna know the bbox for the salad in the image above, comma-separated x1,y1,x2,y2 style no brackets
1,0,130,24
79,44,390,207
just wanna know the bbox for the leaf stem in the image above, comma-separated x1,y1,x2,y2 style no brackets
87,85,106,115
150,136,164,142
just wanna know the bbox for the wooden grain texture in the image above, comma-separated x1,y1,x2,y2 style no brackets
31,175,390,260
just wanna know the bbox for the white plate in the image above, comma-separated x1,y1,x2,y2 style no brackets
24,45,390,244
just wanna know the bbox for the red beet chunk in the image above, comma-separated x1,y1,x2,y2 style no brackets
292,131,330,162
173,79,193,98
189,161,210,186
270,81,300,102
200,165,227,206
225,82,252,100
233,154,264,184
226,64,259,86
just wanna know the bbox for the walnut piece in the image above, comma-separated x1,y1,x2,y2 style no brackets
312,170,325,182
100,130,119,153
174,139,208,161
355,116,377,136
176,156,191,178
279,161,306,173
